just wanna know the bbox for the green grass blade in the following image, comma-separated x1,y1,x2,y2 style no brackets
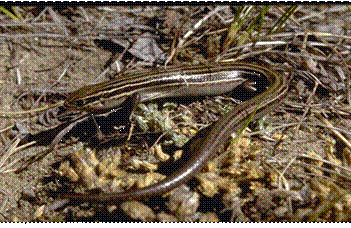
0,6,18,20
268,5,298,35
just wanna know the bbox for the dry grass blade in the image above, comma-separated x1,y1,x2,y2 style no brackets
165,6,228,64
298,153,351,176
0,138,20,173
0,101,64,117
47,7,70,36
0,138,35,173
10,6,23,20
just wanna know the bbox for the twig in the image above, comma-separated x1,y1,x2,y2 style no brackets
0,101,64,117
315,113,351,150
294,80,318,133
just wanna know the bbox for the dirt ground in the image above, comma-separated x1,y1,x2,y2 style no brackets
0,5,351,222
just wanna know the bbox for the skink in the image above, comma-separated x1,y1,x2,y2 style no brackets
64,64,250,112
62,62,290,202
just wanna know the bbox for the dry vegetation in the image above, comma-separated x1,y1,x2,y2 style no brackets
0,5,351,222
